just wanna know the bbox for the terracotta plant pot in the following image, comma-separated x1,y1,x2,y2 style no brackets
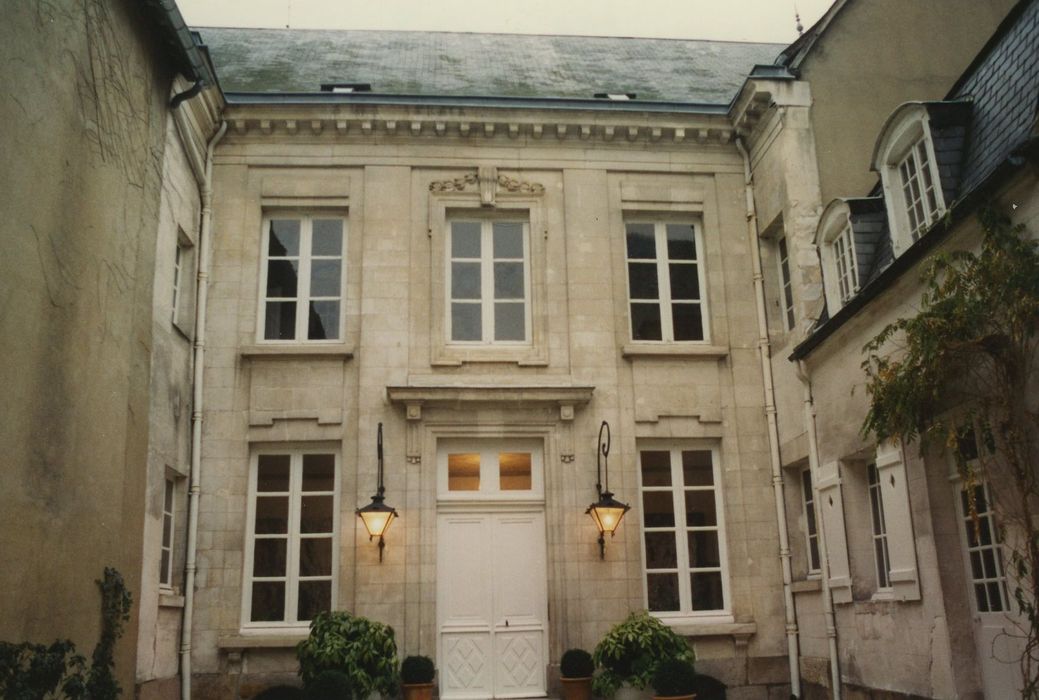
560,676,593,700
401,682,435,700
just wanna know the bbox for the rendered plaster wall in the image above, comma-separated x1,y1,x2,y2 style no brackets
191,109,791,697
795,175,1039,698
800,0,1017,205
0,0,172,693
135,110,206,699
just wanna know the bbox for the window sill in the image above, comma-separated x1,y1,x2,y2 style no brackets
240,344,355,360
621,343,728,359
791,578,822,594
158,592,185,608
219,633,308,651
655,618,755,640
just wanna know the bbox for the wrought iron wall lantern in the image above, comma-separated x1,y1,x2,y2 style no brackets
356,422,397,562
586,420,631,559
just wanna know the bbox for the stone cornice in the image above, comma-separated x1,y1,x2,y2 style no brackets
221,104,735,147
729,78,812,139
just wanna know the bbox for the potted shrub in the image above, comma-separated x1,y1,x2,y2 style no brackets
296,611,399,699
400,655,436,700
559,648,595,700
592,611,694,699
651,659,697,700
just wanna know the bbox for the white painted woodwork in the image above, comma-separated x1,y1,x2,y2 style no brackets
874,440,920,600
816,460,852,604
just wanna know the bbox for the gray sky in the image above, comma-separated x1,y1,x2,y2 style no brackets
178,0,836,44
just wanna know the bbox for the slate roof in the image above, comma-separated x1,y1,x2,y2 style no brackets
195,27,784,104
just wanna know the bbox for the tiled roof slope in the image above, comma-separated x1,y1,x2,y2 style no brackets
949,0,1039,193
195,27,784,104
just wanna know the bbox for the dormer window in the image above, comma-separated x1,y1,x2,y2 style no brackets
831,219,858,305
872,102,969,256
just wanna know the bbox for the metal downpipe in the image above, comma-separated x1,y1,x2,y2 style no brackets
735,136,801,697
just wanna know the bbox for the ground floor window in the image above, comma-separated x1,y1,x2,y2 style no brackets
960,481,1011,613
638,446,727,615
244,449,338,627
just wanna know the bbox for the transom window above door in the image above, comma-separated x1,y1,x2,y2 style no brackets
259,215,345,342
437,439,543,499
448,219,531,345
625,221,708,342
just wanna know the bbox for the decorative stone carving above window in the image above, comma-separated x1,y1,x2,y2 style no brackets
428,167,545,207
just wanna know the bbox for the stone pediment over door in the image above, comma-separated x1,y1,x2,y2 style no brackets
386,383,594,464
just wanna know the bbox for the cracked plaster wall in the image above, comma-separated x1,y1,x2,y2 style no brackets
0,0,175,693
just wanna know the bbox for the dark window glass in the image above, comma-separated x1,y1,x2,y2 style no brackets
251,582,285,622
669,264,700,300
299,538,333,577
647,573,679,612
253,538,288,577
645,532,678,569
631,303,662,340
308,301,339,340
297,581,331,622
628,263,659,299
642,491,675,528
264,302,296,340
681,451,713,486
691,571,724,610
302,455,335,491
626,223,656,259
255,497,289,534
300,496,334,533
684,491,717,527
266,260,299,297
268,220,300,256
672,304,704,341
666,224,697,260
258,455,291,491
640,451,672,487
688,531,720,568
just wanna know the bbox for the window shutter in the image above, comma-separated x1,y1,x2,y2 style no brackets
875,440,921,601
816,460,852,604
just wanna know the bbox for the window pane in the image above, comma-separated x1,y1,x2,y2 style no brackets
982,548,998,579
691,571,724,610
809,538,820,570
631,303,662,341
494,303,525,341
266,260,299,297
253,538,287,576
307,300,340,340
268,220,300,256
255,496,289,534
451,222,481,257
688,531,720,567
159,551,170,584
302,455,335,491
164,480,175,511
297,580,332,622
970,551,984,580
642,491,675,528
311,220,343,256
493,222,524,258
499,452,532,491
987,582,1003,612
452,262,481,299
684,490,717,527
494,262,524,299
310,260,341,297
448,453,480,491
647,573,679,612
669,263,700,300
626,223,656,259
628,263,659,299
974,584,989,613
300,496,334,533
162,514,172,547
300,537,333,576
264,301,296,340
258,455,291,491
251,582,285,622
640,451,672,487
672,304,704,341
666,224,697,260
645,531,678,568
451,303,481,341
681,451,713,486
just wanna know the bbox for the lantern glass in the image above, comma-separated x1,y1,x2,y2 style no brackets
587,492,630,536
358,504,396,538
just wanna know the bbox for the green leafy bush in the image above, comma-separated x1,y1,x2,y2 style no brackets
591,611,693,697
559,648,594,679
296,611,399,698
400,655,435,684
306,670,354,700
651,658,696,696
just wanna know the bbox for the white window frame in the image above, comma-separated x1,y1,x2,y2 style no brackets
867,462,893,592
637,444,731,622
874,105,947,256
172,242,184,325
159,477,176,591
241,447,340,631
777,236,795,331
445,218,532,346
817,203,860,313
257,214,347,343
436,438,544,502
625,220,710,344
800,467,821,575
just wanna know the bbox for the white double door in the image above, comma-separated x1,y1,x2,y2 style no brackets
437,508,548,699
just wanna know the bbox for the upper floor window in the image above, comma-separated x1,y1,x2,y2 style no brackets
638,446,728,616
625,221,707,342
244,449,338,627
159,477,176,590
777,236,795,331
260,215,345,342
831,219,859,305
448,219,530,345
817,202,861,313
873,104,948,255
